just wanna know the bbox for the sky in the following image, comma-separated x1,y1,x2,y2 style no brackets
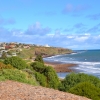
0,0,100,50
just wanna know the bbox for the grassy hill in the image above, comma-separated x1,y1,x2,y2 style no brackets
17,46,72,59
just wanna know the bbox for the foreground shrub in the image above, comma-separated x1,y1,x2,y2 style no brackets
44,66,60,89
69,82,100,100
60,73,100,91
0,69,37,85
31,62,46,73
35,72,47,87
4,56,27,70
31,61,60,89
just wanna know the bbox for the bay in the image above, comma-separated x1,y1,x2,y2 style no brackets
43,50,100,78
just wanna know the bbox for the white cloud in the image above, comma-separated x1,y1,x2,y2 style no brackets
0,25,100,50
74,36,89,42
25,22,51,35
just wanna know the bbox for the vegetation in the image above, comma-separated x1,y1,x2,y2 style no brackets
1,48,100,100
4,56,27,70
69,82,100,100
35,72,47,87
0,62,13,70
59,73,100,91
0,69,37,85
17,46,72,59
31,62,46,73
31,61,60,89
34,55,44,63
44,66,60,89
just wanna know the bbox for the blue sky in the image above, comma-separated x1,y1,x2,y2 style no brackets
0,0,100,50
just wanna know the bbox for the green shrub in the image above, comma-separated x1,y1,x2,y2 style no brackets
0,62,13,69
34,55,44,63
0,69,37,85
60,73,100,91
44,66,60,89
69,82,100,100
31,62,60,89
4,56,27,70
31,62,46,73
35,72,47,87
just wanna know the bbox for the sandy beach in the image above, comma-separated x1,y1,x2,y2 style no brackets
45,61,77,72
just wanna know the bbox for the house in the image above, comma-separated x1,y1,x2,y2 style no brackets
0,46,5,50
23,45,30,49
5,46,11,50
45,44,50,47
12,53,17,56
9,43,16,48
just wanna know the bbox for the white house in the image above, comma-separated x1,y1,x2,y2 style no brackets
45,44,50,47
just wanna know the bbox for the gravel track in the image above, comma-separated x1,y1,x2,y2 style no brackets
0,80,91,100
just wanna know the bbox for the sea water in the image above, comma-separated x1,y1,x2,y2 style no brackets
43,50,100,78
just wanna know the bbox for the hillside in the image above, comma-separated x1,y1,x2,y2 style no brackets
17,46,72,59
0,80,90,100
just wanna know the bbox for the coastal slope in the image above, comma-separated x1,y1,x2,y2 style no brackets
0,80,91,100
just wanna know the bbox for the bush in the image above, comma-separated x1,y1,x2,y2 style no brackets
31,62,60,89
44,66,60,89
69,82,100,100
0,62,13,69
60,73,100,91
35,72,47,87
4,56,27,70
31,62,46,73
34,55,44,63
0,69,37,85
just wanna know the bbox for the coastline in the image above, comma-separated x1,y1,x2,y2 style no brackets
45,61,77,73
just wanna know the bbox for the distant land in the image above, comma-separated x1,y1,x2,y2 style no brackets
0,42,72,60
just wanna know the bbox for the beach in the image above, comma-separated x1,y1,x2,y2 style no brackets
45,61,77,72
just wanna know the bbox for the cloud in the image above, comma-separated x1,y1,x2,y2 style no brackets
0,25,100,50
74,35,89,42
87,23,100,33
25,22,51,35
74,23,85,28
64,28,74,32
62,4,90,14
87,13,100,20
0,17,15,25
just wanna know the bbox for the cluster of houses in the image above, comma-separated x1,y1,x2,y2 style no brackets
0,42,30,58
0,42,51,58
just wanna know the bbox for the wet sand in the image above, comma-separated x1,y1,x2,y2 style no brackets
45,61,77,72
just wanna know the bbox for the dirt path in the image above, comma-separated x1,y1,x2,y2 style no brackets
0,80,91,100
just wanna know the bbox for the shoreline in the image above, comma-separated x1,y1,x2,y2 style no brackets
44,61,78,73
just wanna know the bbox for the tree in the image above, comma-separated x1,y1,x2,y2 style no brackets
4,56,27,70
31,61,60,89
34,55,44,63
44,66,60,89
31,62,46,73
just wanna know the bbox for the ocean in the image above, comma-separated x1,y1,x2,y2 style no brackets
43,50,100,78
